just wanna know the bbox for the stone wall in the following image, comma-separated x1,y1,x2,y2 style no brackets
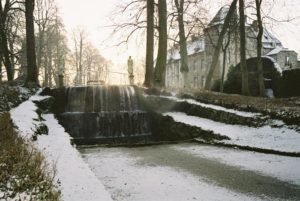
272,50,299,69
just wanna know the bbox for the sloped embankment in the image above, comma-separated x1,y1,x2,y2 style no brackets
192,91,300,126
0,84,60,200
142,92,300,157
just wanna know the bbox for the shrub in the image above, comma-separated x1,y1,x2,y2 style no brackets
223,58,281,96
0,116,60,200
278,68,300,97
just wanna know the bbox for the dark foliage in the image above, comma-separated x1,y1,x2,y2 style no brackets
223,57,281,96
278,68,300,97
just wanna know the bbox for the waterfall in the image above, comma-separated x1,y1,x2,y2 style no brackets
57,85,151,144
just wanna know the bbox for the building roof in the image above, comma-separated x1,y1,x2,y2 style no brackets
266,46,284,56
167,7,289,62
167,37,205,61
208,5,241,28
209,6,284,52
208,6,230,26
262,29,282,48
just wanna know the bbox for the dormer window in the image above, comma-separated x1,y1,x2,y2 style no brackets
272,42,275,48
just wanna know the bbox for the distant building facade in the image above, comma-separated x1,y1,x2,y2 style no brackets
165,6,299,90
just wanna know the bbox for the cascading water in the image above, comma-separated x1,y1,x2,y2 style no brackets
57,85,151,144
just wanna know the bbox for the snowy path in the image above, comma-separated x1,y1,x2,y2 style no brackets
164,112,300,153
80,143,300,201
10,95,113,201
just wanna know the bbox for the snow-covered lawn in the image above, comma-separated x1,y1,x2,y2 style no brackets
10,95,113,201
164,112,300,153
159,95,261,118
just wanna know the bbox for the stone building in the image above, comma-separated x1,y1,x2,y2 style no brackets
165,6,299,90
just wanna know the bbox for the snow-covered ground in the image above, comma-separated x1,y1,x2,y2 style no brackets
10,94,113,201
8,91,300,201
164,112,300,153
81,144,300,201
159,95,261,118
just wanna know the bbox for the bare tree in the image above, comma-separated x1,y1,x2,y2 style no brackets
6,8,25,80
0,0,21,81
255,0,265,96
239,0,249,95
173,0,189,88
220,29,231,92
154,0,167,87
204,0,238,90
25,0,38,85
144,0,154,87
108,0,148,46
72,28,86,86
35,0,55,77
168,0,208,44
0,57,2,82
83,42,109,84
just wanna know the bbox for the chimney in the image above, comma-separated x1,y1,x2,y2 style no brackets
252,20,258,31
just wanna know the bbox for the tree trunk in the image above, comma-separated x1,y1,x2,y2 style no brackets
220,48,227,92
37,28,44,77
8,39,15,79
175,0,190,88
256,0,265,96
0,1,13,81
25,0,38,85
204,0,238,90
18,41,27,79
220,30,231,92
44,46,49,87
154,0,167,88
0,57,2,83
79,36,83,85
48,49,52,88
239,0,249,95
144,0,154,88
0,31,13,81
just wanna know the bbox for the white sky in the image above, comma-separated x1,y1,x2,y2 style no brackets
57,0,300,67
57,0,139,65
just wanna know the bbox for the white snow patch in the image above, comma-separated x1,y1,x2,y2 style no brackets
266,46,283,56
164,112,300,153
263,56,283,75
82,148,265,201
10,94,113,201
10,99,39,138
160,95,261,117
167,38,205,61
265,88,274,98
30,94,51,101
17,86,31,95
172,144,300,185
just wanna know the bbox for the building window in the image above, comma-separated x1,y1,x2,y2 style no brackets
202,76,206,87
194,77,198,88
200,59,203,70
285,56,290,67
